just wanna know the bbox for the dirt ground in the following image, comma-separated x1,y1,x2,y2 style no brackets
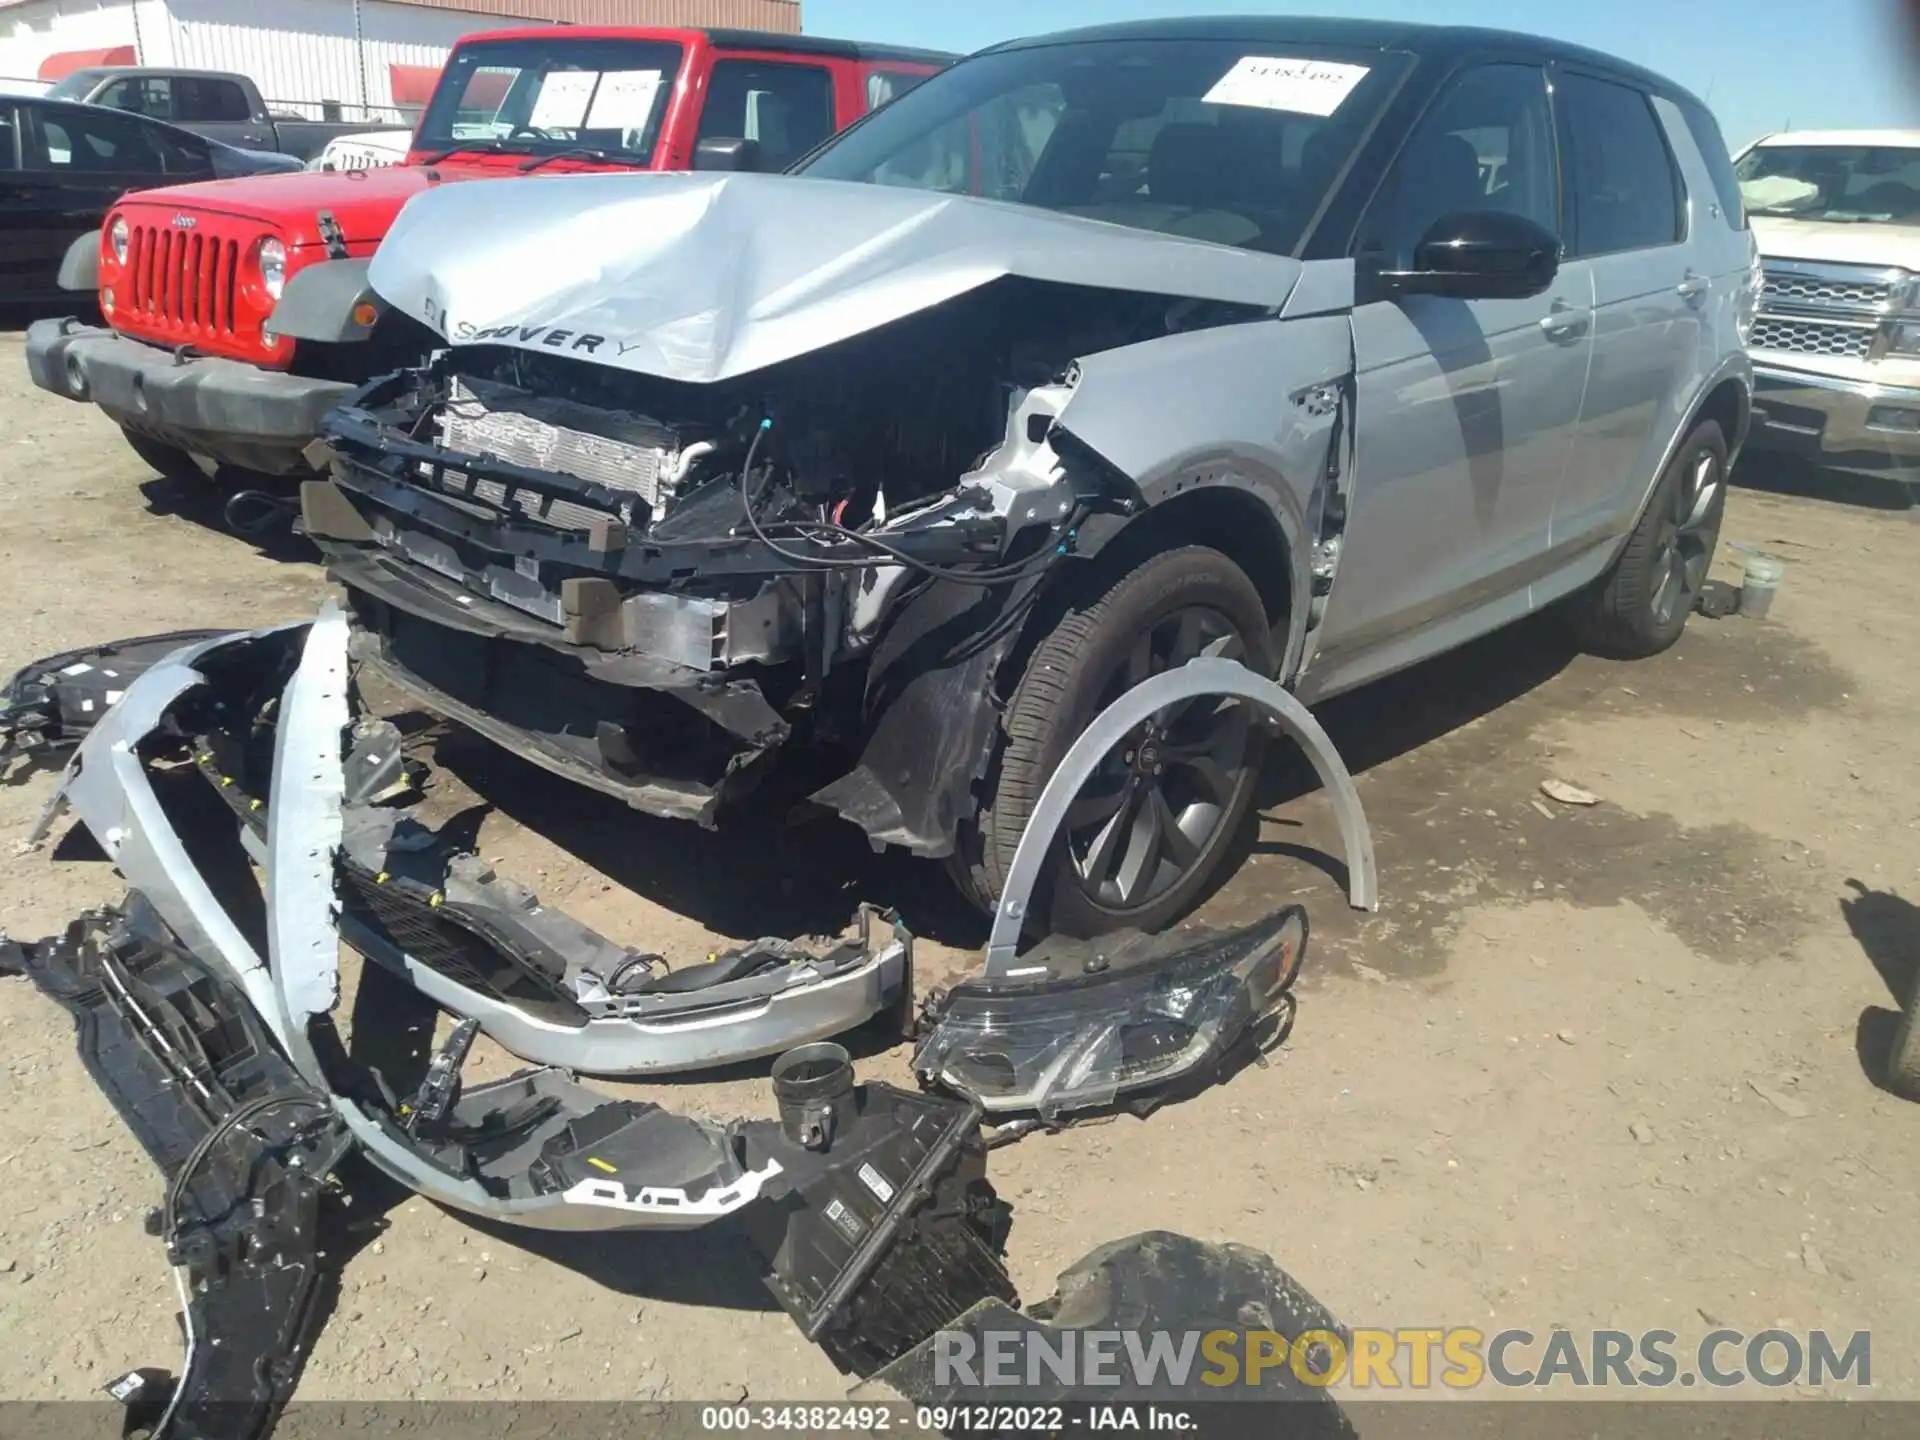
1,327,1918,1408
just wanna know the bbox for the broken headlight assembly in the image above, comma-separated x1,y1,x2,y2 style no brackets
914,907,1307,1121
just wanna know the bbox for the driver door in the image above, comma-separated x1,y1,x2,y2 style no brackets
1306,62,1595,699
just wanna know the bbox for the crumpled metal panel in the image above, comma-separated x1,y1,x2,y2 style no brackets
370,172,1306,384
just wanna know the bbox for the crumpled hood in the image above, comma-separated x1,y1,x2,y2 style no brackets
1750,214,1920,270
369,172,1306,385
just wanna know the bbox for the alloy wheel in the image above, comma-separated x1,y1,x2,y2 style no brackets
1650,448,1724,628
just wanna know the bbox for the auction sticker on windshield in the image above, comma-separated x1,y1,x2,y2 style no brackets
1205,56,1372,116
529,70,598,129
586,70,663,129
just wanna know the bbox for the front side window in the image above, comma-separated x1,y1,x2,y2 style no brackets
1355,62,1558,271
97,77,171,120
1735,143,1920,225
26,107,165,173
798,38,1413,256
415,37,684,164
1558,73,1684,256
697,60,836,173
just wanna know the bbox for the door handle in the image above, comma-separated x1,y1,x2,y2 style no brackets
1539,301,1589,343
1676,273,1711,304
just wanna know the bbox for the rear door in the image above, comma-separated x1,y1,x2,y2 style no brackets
0,102,58,299
696,57,838,173
1309,60,1593,695
1547,70,1704,554
173,76,271,150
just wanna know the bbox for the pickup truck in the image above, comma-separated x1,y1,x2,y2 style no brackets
41,66,394,162
24,28,951,482
1737,129,1920,483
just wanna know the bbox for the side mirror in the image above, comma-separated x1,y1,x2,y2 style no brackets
1381,211,1561,301
692,136,763,173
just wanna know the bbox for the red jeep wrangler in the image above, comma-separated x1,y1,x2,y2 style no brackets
25,27,950,479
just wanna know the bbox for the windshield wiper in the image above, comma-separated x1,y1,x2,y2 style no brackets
517,147,622,173
417,140,527,165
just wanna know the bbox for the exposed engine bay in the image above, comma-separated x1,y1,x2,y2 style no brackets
311,279,1268,849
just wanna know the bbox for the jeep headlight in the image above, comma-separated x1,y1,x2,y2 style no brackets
257,237,286,301
108,216,129,265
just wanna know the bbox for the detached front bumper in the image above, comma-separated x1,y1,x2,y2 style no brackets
26,318,352,475
1750,363,1920,479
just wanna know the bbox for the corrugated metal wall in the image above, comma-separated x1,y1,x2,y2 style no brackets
4,0,802,113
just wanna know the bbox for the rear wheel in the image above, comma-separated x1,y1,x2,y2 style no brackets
961,545,1273,939
1570,420,1728,658
119,427,211,485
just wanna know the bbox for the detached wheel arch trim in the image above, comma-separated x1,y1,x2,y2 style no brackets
985,655,1377,975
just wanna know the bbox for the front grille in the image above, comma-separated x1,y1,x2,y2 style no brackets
435,379,682,531
125,224,241,340
1762,271,1895,309
1750,316,1877,360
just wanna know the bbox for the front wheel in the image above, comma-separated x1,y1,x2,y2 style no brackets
959,545,1274,939
1570,420,1728,658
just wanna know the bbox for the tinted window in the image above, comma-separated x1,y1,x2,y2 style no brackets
1678,98,1747,228
866,69,930,111
176,78,252,123
1558,74,1683,255
98,77,171,119
27,108,166,173
799,38,1414,257
698,60,835,173
1357,62,1559,270
0,106,16,172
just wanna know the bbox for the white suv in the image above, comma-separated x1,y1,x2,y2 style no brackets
1737,130,1920,482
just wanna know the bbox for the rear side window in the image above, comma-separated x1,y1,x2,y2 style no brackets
97,77,172,120
1677,98,1747,228
176,78,253,123
1557,73,1683,255
26,107,166,174
698,60,836,172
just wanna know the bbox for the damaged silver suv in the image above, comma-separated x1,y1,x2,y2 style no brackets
307,16,1756,936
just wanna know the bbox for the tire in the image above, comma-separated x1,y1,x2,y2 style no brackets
1889,967,1920,1102
960,545,1275,939
1570,420,1728,659
120,427,210,485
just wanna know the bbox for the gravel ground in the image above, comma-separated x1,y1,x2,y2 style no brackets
1,331,1917,1408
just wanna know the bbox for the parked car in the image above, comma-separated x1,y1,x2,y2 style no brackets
306,129,415,172
1736,129,1919,482
23,27,953,480
309,16,1758,938
2,94,298,304
41,66,394,162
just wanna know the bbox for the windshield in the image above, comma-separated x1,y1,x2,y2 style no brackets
1736,144,1920,224
43,71,107,102
795,37,1410,256
414,37,683,164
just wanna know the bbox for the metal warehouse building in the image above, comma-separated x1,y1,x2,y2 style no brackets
0,0,801,119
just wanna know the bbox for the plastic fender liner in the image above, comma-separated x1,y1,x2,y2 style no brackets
986,655,1377,975
1,904,351,1440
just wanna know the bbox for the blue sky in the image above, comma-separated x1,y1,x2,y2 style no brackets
807,0,1920,152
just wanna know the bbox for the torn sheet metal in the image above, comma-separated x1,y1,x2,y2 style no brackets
370,172,1306,384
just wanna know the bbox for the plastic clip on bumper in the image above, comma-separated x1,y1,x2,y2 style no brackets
24,318,354,476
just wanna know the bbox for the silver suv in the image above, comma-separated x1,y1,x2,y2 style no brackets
307,17,1757,938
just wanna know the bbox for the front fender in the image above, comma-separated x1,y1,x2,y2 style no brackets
1051,313,1355,680
270,257,384,343
57,230,100,293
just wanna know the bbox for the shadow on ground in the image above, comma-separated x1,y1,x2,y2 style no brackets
1843,880,1919,1094
1733,451,1916,513
137,474,316,564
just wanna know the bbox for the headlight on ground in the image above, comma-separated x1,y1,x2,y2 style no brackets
258,237,286,301
109,216,128,265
